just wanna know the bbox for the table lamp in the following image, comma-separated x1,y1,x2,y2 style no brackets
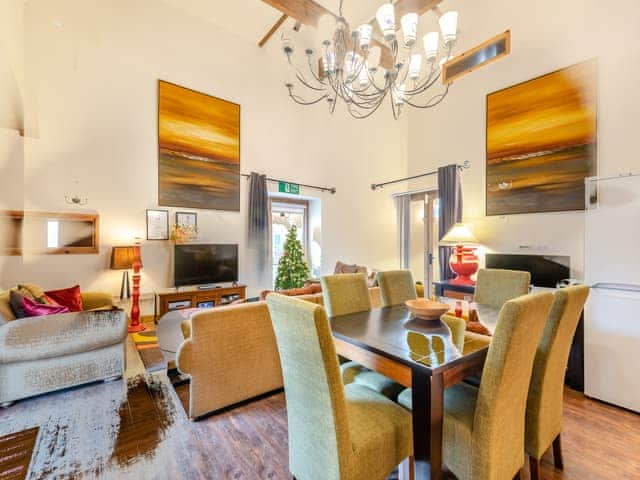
439,223,480,285
110,245,145,332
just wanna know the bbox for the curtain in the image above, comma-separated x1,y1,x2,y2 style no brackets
248,172,270,271
395,195,411,269
438,164,463,281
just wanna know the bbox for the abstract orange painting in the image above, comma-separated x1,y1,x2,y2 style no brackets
486,60,597,215
158,80,240,211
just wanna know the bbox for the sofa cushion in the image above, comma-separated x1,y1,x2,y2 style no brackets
22,295,70,317
45,285,84,312
9,290,30,319
0,309,127,364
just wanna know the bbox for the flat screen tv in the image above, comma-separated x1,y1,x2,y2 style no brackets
174,244,238,287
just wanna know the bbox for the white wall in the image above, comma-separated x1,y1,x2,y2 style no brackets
408,0,640,280
0,0,409,298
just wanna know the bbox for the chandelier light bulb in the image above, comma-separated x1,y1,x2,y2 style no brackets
358,66,369,87
367,45,382,69
423,32,439,60
376,3,396,40
401,13,418,47
323,43,336,74
357,24,373,50
394,84,406,106
439,11,458,45
408,54,422,79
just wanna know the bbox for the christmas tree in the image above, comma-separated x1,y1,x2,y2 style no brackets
275,225,310,290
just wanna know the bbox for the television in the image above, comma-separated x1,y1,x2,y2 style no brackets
485,254,570,288
174,244,238,287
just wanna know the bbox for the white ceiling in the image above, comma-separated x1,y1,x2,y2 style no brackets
162,0,383,47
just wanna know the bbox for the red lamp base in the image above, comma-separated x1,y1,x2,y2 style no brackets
449,245,479,286
128,322,146,333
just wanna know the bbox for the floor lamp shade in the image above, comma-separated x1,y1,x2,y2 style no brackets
439,223,480,285
111,246,143,270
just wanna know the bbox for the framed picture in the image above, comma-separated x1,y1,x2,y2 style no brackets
176,211,197,229
485,60,597,215
146,209,169,240
158,80,240,211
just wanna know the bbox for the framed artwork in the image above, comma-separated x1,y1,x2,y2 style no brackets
146,209,169,240
486,60,597,216
175,211,197,229
158,80,240,211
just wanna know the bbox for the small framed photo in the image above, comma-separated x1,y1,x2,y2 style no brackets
176,211,197,229
146,209,169,240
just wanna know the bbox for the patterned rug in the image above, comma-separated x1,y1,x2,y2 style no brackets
0,375,214,480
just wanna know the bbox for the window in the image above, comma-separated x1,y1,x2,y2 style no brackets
271,199,309,284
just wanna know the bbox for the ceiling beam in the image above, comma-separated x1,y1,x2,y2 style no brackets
259,13,289,48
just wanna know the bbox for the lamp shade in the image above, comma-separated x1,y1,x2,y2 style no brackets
110,246,142,270
439,223,479,246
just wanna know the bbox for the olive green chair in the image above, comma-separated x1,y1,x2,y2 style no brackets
398,292,554,480
377,270,417,307
266,294,414,480
321,274,404,399
526,285,590,479
474,269,531,308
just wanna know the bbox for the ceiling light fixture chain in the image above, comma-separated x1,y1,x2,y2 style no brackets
282,1,459,119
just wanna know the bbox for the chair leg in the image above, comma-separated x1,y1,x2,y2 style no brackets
552,434,564,470
529,456,540,480
399,456,415,480
513,467,525,480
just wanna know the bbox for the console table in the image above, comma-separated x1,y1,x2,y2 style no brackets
155,284,247,320
432,280,475,300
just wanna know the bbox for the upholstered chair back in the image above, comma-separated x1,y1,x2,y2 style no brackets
526,285,590,459
377,270,417,307
471,292,553,479
321,273,372,317
266,294,352,480
473,268,531,308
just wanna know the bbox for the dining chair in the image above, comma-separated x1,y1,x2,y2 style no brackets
266,294,414,480
526,285,590,479
377,270,418,307
474,268,531,308
397,292,554,480
321,274,404,398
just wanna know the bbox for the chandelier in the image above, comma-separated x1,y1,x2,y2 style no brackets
282,0,459,119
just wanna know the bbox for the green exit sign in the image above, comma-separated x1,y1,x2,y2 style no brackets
278,181,300,195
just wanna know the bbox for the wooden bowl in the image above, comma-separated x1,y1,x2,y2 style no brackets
405,299,451,320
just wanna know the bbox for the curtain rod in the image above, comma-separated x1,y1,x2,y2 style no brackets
241,173,336,194
371,160,471,191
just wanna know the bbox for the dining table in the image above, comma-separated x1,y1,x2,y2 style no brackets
329,300,500,480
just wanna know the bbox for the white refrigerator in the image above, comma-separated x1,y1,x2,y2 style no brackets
584,173,640,412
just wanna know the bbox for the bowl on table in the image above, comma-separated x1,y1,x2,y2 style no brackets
405,299,451,321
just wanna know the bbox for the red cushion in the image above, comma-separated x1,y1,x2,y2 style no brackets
45,285,84,312
22,295,70,317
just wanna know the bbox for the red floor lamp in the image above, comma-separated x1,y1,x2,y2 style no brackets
439,223,480,285
110,245,145,333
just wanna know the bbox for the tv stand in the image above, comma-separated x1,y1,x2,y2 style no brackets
155,284,247,320
197,284,220,290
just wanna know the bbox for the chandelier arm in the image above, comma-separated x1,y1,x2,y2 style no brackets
390,92,400,120
347,97,386,119
405,70,443,96
404,84,450,109
289,92,329,106
295,72,327,92
306,56,327,85
403,63,439,95
365,70,390,93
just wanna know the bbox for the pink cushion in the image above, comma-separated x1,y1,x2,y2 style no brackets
22,295,70,317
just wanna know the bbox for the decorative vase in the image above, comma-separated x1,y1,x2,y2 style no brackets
448,245,479,285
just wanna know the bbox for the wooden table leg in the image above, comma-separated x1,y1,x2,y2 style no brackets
411,369,444,480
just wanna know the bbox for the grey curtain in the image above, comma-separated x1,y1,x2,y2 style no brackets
248,172,270,271
395,195,411,269
438,164,463,281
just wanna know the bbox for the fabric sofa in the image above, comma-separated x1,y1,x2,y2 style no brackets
175,288,382,419
0,286,127,406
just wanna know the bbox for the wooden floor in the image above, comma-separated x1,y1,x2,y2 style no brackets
175,384,640,480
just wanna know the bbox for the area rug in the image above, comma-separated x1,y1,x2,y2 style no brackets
0,427,38,480
0,374,214,479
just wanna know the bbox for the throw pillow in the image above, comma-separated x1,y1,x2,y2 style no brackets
9,290,29,319
45,285,84,312
22,296,70,317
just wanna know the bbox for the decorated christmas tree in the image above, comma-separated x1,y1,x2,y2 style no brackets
275,225,311,290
